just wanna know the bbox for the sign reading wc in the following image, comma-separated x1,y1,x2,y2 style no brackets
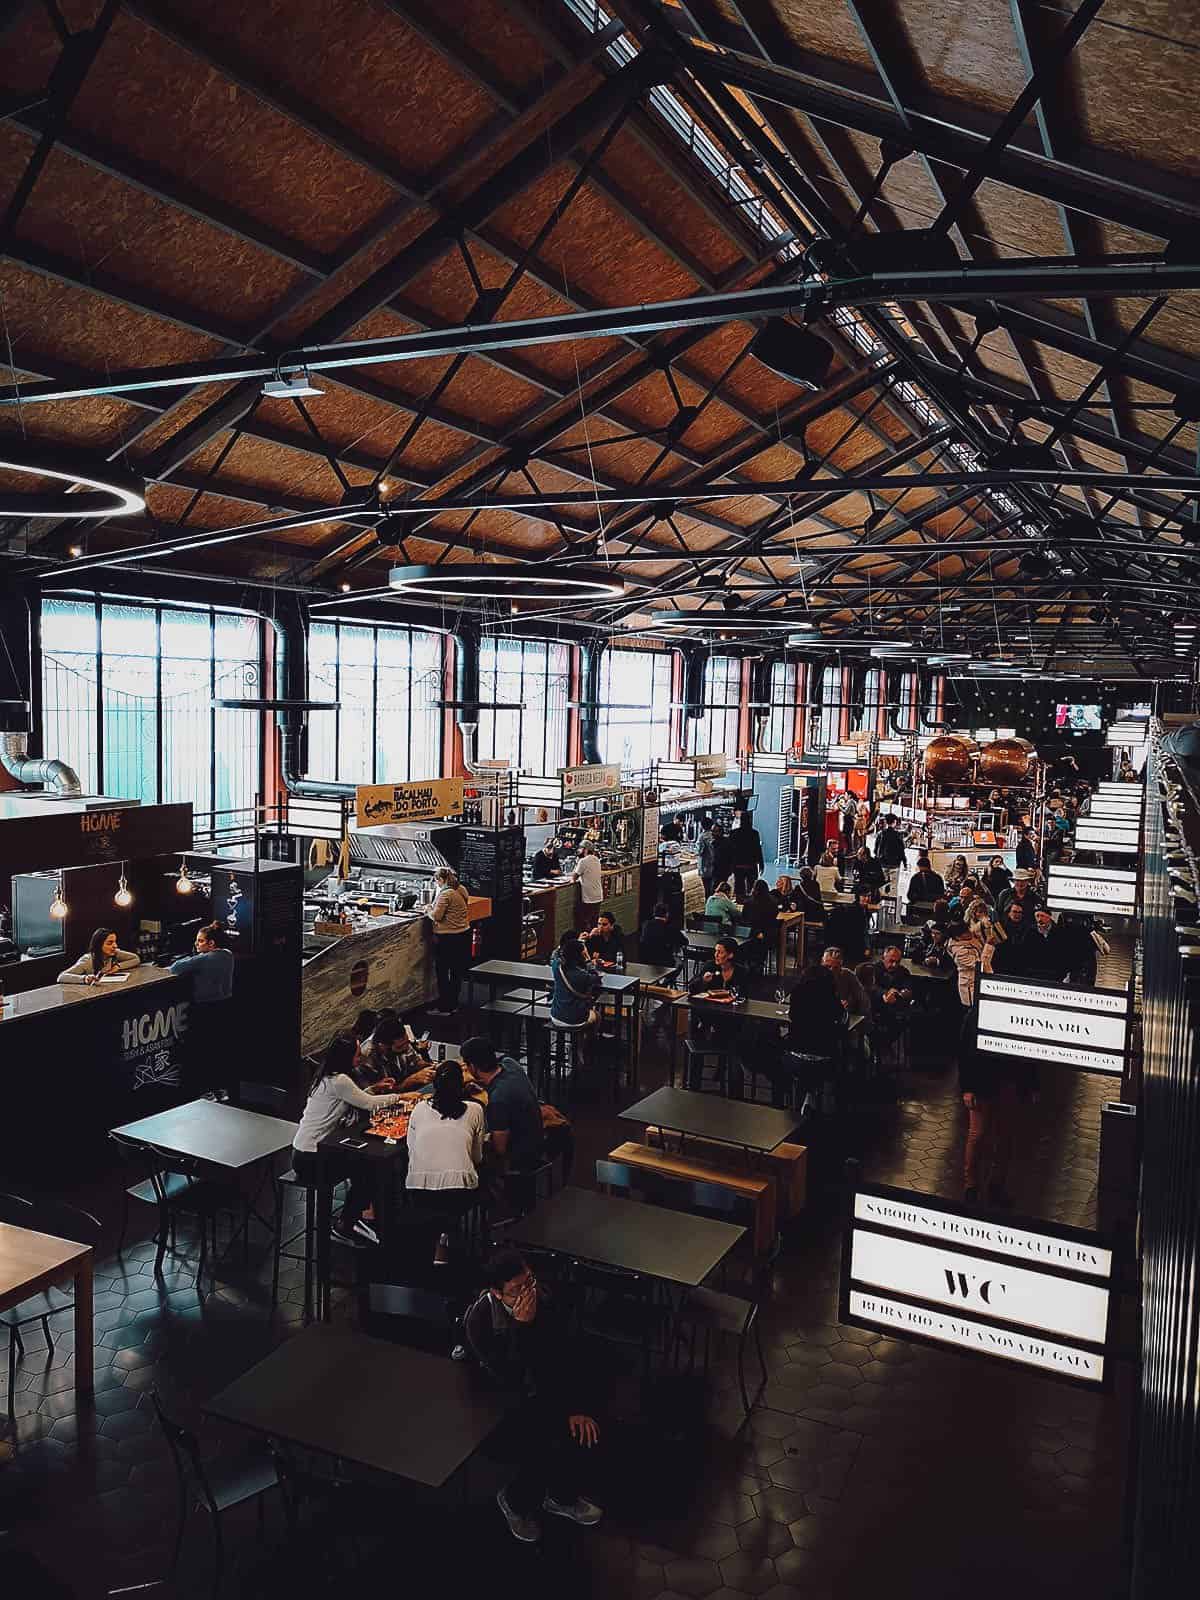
841,1181,1113,1386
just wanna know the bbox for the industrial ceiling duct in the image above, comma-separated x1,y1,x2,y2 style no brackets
0,589,81,796
748,320,834,390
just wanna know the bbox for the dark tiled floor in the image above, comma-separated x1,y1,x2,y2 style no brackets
1,984,1133,1599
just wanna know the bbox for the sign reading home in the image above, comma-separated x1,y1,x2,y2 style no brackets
356,777,464,828
977,973,1130,1075
1047,863,1137,918
841,1182,1113,1385
559,763,621,799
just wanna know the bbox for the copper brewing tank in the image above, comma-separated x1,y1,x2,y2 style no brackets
922,734,974,783
977,738,1032,784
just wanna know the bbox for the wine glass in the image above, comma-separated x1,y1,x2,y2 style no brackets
774,987,788,1015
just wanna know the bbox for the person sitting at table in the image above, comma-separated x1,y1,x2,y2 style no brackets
464,1249,604,1543
530,837,562,880
584,909,624,970
792,868,827,923
819,945,868,1016
817,845,839,869
358,1016,429,1088
549,930,603,1028
917,923,956,976
638,901,687,969
982,856,1012,904
946,854,969,892
704,880,740,926
741,879,777,973
689,935,745,998
460,1036,547,1212
824,890,873,964
405,1059,485,1263
783,962,847,1114
849,846,885,899
869,945,915,1046
291,1034,404,1248
905,854,945,909
58,926,140,986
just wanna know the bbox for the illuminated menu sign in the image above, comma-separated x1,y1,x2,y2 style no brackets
1047,863,1137,917
842,1183,1113,1385
977,974,1130,1075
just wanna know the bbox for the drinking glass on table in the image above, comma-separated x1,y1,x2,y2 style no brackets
774,987,788,1015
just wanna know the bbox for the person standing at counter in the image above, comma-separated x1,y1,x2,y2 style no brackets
697,821,720,900
729,813,764,901
572,845,603,931
59,927,140,986
169,923,234,1099
530,838,562,880
427,867,471,1017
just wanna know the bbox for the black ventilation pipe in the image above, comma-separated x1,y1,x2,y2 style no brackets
749,651,777,751
681,645,707,724
0,587,81,793
578,640,605,766
268,591,357,797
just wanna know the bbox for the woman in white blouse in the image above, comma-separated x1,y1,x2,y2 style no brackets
405,1059,485,1260
59,927,140,986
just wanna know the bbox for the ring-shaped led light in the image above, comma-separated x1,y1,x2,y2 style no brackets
388,563,624,602
0,446,145,519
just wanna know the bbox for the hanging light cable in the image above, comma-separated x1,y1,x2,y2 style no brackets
114,862,133,908
175,858,195,896
49,874,68,920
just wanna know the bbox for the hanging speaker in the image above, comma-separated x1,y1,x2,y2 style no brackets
748,320,834,390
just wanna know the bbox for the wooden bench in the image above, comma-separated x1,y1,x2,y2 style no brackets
644,1127,807,1220
603,1140,776,1256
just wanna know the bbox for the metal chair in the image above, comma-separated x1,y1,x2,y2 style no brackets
233,1081,292,1116
149,1389,280,1596
675,1283,767,1418
0,1193,101,1428
108,1130,196,1255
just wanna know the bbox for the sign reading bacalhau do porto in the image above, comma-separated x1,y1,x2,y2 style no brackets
356,777,465,828
977,973,1130,1075
841,1183,1113,1385
559,763,622,799
1047,863,1138,917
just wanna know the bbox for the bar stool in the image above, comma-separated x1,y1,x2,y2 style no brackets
271,1166,325,1322
681,1037,733,1096
542,1018,590,1104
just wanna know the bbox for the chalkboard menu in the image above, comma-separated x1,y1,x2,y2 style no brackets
460,827,525,899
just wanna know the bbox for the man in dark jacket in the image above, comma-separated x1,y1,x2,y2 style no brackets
639,901,687,969
874,816,907,870
1015,827,1039,872
728,813,764,901
849,847,885,900
825,891,873,965
464,1250,602,1542
906,853,945,910
1024,909,1070,981
989,901,1036,975
960,1007,1038,1206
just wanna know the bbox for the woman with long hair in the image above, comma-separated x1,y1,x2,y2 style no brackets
427,866,472,1016
58,926,140,986
405,1059,486,1259
292,1034,403,1247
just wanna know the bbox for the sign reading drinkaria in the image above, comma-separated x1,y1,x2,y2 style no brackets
356,777,464,827
841,1182,1113,1386
976,973,1130,1076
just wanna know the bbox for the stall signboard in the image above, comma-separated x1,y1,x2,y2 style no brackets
693,754,728,781
841,1182,1113,1385
877,738,907,757
1047,863,1138,918
1106,724,1147,747
977,974,1130,1075
826,743,861,766
1075,818,1140,855
642,804,660,864
1088,793,1143,811
0,801,192,878
560,763,622,800
356,777,464,828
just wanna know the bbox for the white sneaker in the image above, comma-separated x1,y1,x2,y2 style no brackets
352,1220,381,1245
497,1487,541,1543
544,1494,603,1526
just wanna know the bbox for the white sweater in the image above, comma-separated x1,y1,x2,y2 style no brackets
293,1073,402,1154
405,1099,484,1191
58,948,140,985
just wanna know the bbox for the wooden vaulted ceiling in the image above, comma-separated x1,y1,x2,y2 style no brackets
0,0,1198,676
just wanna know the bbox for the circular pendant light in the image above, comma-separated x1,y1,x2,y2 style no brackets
0,444,145,518
388,563,625,602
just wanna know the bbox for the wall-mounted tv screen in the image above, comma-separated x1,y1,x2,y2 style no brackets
1055,704,1102,732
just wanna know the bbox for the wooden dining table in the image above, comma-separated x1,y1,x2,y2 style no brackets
0,1221,94,1406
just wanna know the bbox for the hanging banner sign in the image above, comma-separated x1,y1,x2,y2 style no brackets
976,973,1130,1075
693,753,729,781
560,763,622,800
1106,726,1147,747
841,1182,1113,1386
1075,819,1140,854
356,777,464,828
1046,863,1137,917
